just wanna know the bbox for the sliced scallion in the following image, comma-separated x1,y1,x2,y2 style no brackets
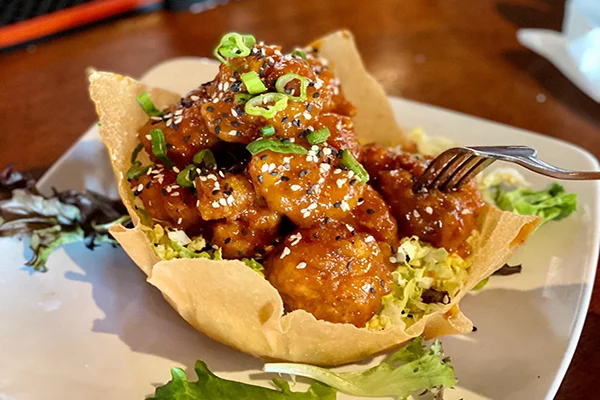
247,138,308,155
291,49,307,60
235,93,254,104
131,143,144,164
241,71,267,94
127,163,150,180
340,149,369,183
176,165,198,188
260,125,275,137
213,33,256,67
307,127,330,145
245,93,288,119
136,91,162,117
192,149,216,168
275,73,309,101
150,129,173,167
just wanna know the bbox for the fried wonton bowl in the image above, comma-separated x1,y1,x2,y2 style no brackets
89,31,539,366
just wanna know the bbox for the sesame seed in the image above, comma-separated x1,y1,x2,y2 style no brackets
137,184,144,192
296,262,307,269
346,261,352,270
224,237,231,244
365,235,375,243
177,217,183,225
302,211,311,218
280,176,290,181
268,163,276,172
229,130,238,136
231,108,238,117
333,202,341,208
366,208,375,214
307,203,318,210
413,210,421,218
227,196,235,205
369,287,376,294
280,247,291,259
333,168,342,175
190,95,200,101
270,171,278,176
212,201,220,208
336,178,347,188
171,192,180,197
291,185,302,191
219,198,227,206
462,209,472,215
340,201,350,212
425,206,433,214
318,177,325,184
261,164,269,173
196,199,200,207
345,224,355,232
335,235,342,241
299,169,310,178
257,175,264,183
145,134,151,140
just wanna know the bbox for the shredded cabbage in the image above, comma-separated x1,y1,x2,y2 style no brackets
142,224,219,261
367,237,469,330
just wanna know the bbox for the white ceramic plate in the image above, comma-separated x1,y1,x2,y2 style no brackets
1,58,598,400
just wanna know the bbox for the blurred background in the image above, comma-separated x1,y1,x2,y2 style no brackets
0,0,599,397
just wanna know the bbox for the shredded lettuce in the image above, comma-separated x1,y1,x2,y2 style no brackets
142,224,220,261
367,237,469,330
264,337,456,399
491,182,577,225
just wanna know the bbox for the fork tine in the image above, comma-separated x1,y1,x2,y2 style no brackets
454,157,495,189
415,150,462,192
439,154,481,191
428,151,473,191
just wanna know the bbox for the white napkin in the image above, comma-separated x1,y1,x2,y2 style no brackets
517,0,600,102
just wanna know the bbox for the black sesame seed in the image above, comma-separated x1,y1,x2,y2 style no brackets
145,182,152,189
224,237,232,244
299,169,310,178
172,124,180,131
221,113,228,118
333,202,341,208
237,250,244,257
281,138,291,143
281,116,289,123
183,135,191,143
358,197,364,203
472,326,478,332
335,235,342,241
292,119,301,127
270,171,278,176
366,208,375,214
181,100,193,108
215,126,221,134
231,121,239,127
166,143,174,149
233,72,240,78
242,229,248,236
346,262,352,270
369,287,376,294
312,233,320,239
224,97,233,103
214,118,221,124
236,132,242,137
312,92,320,98
306,104,313,111
280,176,290,181
161,188,168,196
380,279,386,286
207,106,215,112
257,175,264,183
306,189,313,195
231,81,242,92
212,189,220,195
133,190,141,196
349,179,357,186
324,217,331,224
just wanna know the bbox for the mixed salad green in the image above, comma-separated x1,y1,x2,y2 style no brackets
150,337,456,400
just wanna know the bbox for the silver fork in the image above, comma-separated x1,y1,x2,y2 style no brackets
414,145,600,192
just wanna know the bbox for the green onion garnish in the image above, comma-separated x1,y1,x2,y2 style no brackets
291,49,307,60
150,129,173,167
241,71,267,94
213,33,256,67
307,127,330,144
245,93,289,119
176,165,197,188
340,149,369,184
275,73,309,101
136,91,162,117
235,93,254,104
127,163,150,180
260,125,275,137
247,138,308,155
192,149,216,168
131,143,144,164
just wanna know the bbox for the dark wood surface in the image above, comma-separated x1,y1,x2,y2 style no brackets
1,0,598,397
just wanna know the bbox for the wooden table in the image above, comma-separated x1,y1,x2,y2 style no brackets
1,0,598,397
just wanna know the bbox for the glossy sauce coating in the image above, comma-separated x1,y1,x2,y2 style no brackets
265,222,392,327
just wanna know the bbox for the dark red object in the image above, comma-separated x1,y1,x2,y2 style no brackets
0,0,162,49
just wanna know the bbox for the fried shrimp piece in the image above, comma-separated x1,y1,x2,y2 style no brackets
343,185,399,245
265,222,392,327
130,166,202,231
194,172,257,221
247,147,365,227
362,144,485,256
138,97,219,167
212,205,282,259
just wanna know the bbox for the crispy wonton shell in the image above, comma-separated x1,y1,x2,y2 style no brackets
89,31,540,366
